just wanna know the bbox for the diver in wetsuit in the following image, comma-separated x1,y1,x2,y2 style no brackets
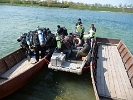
31,29,46,64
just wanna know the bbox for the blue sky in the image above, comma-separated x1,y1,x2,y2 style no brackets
60,0,133,6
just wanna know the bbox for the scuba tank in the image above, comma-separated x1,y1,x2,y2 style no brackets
26,32,31,46
38,30,45,47
56,35,61,49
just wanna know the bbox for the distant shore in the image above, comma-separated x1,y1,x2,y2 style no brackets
0,3,133,14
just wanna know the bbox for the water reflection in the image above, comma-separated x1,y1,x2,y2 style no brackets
3,66,95,100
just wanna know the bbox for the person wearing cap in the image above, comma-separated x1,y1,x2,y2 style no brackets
75,18,84,39
76,18,82,26
57,25,63,36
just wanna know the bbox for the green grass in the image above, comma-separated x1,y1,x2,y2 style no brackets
0,2,133,13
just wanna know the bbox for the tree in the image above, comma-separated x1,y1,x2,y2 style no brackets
10,0,14,5
22,0,26,5
78,2,83,9
30,0,33,6
124,3,127,8
119,3,122,8
46,0,52,7
63,0,68,5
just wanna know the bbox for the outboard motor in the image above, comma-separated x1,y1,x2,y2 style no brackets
38,30,45,47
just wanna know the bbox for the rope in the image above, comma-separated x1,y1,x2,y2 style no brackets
82,63,95,71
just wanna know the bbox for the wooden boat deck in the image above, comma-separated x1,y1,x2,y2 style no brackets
0,58,36,85
96,44,133,100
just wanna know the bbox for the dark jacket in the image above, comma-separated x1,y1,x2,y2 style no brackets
46,33,57,49
61,40,72,50
92,27,96,32
31,32,40,46
57,27,63,35
76,44,91,58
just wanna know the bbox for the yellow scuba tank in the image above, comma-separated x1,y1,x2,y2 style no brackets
56,35,61,49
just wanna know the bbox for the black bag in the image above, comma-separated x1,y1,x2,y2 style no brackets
62,27,68,36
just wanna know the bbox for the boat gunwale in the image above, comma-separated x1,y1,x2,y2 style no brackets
90,37,133,100
0,48,47,99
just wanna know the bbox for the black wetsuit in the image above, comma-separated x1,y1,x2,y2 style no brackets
31,32,46,62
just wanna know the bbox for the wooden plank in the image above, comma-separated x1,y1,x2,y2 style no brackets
120,47,128,58
96,43,133,99
131,77,133,87
9,58,35,78
1,58,35,78
0,59,8,75
4,54,17,69
110,46,127,99
96,45,105,96
13,50,24,63
102,45,111,97
125,57,133,70
105,46,117,99
117,41,122,50
118,44,125,54
96,38,120,44
112,46,133,100
1,59,28,78
122,52,131,64
128,65,133,80
100,45,106,96
109,47,122,99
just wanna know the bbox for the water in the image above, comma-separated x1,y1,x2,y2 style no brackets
4,67,95,100
0,5,133,100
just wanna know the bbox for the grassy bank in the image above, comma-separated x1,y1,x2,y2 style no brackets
0,2,133,13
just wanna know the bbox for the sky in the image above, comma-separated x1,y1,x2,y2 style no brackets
60,0,133,6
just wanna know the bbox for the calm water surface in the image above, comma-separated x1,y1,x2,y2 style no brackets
0,5,133,100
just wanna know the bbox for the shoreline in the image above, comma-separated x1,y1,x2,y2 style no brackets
0,3,133,14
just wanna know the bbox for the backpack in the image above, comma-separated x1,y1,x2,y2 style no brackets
62,27,68,36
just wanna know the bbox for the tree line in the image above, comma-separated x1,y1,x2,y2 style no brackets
0,0,133,13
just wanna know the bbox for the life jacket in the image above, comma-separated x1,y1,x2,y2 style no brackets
83,34,90,39
89,29,96,38
38,30,46,47
76,24,83,34
56,35,61,49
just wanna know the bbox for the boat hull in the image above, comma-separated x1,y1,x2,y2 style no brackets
0,49,47,99
90,37,133,100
